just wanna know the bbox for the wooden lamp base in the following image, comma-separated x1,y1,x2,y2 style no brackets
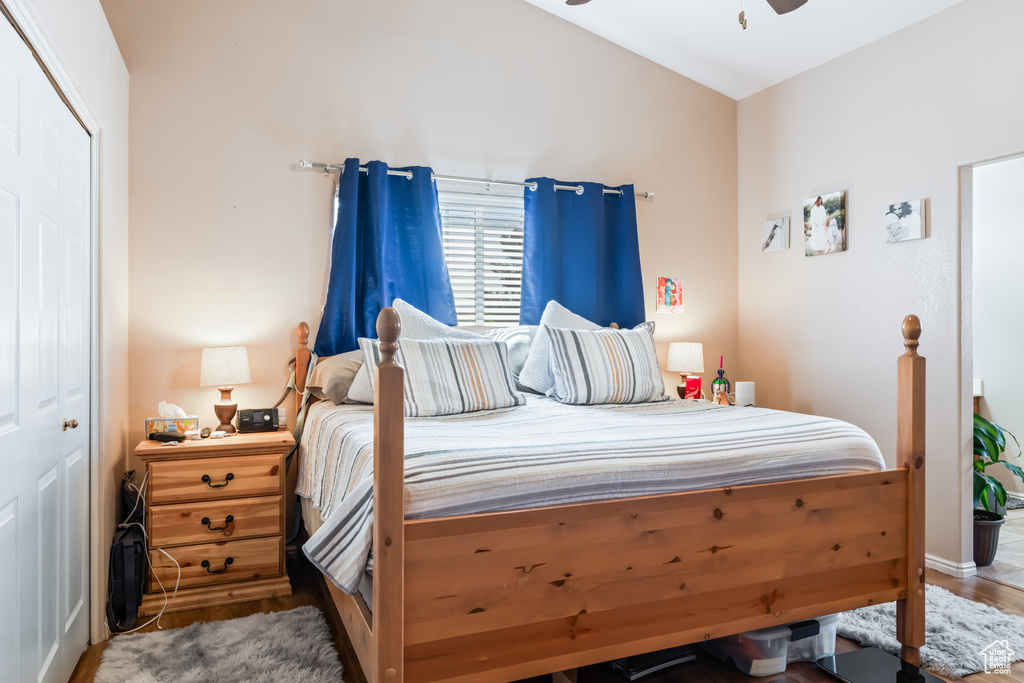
214,386,238,434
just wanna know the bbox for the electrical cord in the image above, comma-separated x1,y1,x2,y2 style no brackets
110,472,181,633
271,353,318,546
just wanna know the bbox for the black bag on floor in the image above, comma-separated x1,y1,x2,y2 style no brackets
106,471,146,633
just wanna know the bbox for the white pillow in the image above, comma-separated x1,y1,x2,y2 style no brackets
346,298,484,403
306,350,363,404
484,326,539,392
393,298,482,341
518,302,601,394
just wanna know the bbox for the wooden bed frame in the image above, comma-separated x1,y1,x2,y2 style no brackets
293,311,926,683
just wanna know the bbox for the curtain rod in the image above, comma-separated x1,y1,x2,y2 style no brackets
299,160,654,200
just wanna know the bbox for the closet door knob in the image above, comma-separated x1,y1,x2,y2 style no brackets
62,419,79,431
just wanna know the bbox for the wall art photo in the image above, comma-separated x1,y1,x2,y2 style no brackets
762,217,789,253
656,277,684,314
804,190,847,256
885,199,925,243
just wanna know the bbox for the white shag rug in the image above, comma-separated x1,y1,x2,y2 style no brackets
839,585,1024,679
94,606,343,683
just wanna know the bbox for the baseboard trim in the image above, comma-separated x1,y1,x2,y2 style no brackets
926,552,977,578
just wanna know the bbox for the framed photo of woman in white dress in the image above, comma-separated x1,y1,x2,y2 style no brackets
804,190,847,256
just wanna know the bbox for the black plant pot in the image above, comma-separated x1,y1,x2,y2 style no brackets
974,509,1005,567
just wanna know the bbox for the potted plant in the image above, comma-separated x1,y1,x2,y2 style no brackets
974,413,1022,566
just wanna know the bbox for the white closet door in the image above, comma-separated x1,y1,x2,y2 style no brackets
0,13,92,683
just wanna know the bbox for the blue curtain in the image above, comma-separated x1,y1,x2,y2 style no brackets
314,158,457,356
519,177,645,328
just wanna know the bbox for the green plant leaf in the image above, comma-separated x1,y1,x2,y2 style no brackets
1002,461,1024,483
976,413,1003,440
977,431,1001,462
974,413,1020,457
975,470,989,508
1005,426,1022,455
976,413,1001,440
996,480,1008,506
975,471,1008,511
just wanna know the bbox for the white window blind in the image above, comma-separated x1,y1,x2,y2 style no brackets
437,189,524,325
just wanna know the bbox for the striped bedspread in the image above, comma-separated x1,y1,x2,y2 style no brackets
299,397,885,593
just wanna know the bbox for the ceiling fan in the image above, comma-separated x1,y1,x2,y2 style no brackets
565,0,809,15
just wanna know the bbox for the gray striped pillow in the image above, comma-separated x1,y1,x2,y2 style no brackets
356,337,527,417
546,326,668,405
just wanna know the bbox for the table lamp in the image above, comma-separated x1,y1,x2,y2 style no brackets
200,346,251,434
667,342,704,400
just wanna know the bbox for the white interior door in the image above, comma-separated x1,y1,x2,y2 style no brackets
0,13,92,683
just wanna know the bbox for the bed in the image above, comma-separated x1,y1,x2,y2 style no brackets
293,310,927,683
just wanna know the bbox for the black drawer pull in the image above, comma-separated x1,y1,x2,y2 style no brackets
201,514,234,531
201,557,234,574
201,473,234,488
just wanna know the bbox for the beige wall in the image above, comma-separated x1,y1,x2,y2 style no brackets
98,0,738,445
15,0,130,641
737,0,1024,570
973,155,1024,496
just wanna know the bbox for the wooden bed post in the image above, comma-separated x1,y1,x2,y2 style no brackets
374,308,405,682
295,322,311,419
896,314,926,667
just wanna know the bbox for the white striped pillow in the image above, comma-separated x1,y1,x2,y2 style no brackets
546,326,668,405
356,337,527,417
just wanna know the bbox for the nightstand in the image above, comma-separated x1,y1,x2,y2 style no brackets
134,431,294,615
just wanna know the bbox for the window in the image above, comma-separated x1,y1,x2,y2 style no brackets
437,186,524,325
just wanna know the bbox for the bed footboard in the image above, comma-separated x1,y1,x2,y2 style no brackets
404,468,911,682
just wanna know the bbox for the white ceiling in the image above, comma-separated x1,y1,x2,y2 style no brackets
522,0,966,100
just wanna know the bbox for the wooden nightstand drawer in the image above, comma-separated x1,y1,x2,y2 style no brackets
149,495,283,547
149,536,283,591
148,453,282,504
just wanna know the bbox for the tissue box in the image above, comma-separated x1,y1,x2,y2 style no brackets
145,416,199,437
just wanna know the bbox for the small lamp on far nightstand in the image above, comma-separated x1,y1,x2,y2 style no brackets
667,342,704,400
200,346,251,434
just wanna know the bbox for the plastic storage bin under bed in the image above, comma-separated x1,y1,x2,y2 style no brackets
699,613,840,677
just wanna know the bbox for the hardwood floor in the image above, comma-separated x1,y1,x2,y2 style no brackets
71,561,1024,683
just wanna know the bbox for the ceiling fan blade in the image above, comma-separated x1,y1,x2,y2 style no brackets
565,0,592,5
765,0,809,14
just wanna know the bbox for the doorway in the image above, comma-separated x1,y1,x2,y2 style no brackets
971,154,1024,586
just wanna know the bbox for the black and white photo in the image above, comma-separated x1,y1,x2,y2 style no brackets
885,199,925,243
762,217,789,253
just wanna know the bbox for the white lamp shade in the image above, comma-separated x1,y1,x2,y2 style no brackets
200,346,251,387
667,342,704,374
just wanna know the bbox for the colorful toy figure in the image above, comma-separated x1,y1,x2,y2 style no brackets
711,356,730,404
